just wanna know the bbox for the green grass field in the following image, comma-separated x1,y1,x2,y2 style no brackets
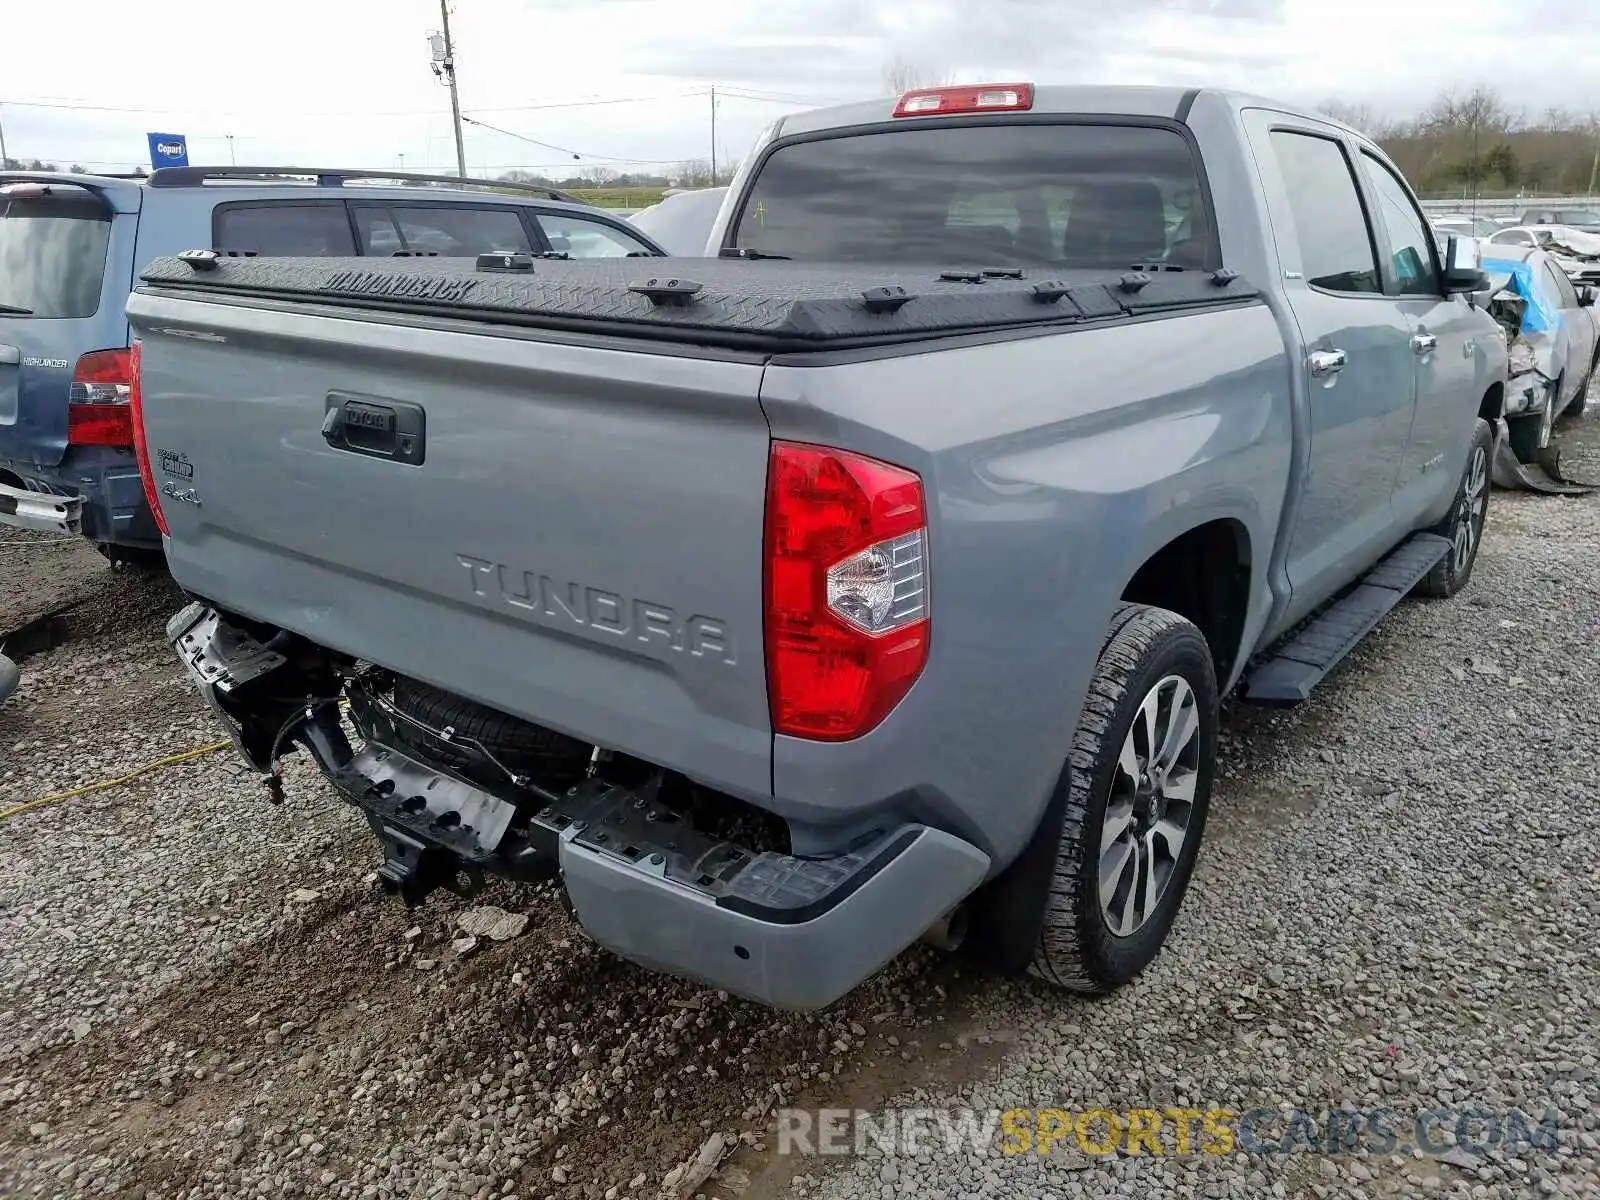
562,187,668,209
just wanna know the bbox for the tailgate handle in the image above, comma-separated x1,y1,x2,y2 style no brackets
323,393,426,466
0,345,19,366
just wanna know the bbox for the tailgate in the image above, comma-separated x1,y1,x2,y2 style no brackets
127,290,775,800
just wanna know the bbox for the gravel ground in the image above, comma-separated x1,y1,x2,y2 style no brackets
2,406,1597,1200
0,568,958,1200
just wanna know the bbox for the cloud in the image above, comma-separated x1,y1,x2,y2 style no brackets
1,0,1595,176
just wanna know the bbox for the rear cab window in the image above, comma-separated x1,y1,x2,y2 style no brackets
0,183,113,318
728,123,1216,270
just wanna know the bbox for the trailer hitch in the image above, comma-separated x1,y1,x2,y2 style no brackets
369,820,486,907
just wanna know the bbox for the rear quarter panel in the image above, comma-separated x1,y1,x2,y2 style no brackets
760,303,1293,866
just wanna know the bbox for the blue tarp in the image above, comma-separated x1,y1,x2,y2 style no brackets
1481,258,1560,335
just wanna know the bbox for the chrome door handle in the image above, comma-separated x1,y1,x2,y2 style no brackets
1308,349,1347,377
0,345,20,366
1412,333,1438,356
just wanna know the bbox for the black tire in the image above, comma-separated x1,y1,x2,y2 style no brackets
1417,418,1492,599
1507,377,1559,463
1026,603,1218,993
387,678,592,786
1567,356,1593,418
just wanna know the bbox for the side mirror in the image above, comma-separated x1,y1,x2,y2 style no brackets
1441,235,1486,294
1580,286,1598,308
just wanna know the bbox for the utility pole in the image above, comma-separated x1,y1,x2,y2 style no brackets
709,86,717,184
0,103,9,170
225,134,236,166
429,1,468,178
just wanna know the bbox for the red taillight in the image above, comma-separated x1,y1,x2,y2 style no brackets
892,83,1034,118
66,403,133,446
764,441,929,741
65,348,135,446
127,340,169,536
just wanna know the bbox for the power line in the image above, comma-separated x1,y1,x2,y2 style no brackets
461,115,583,160
475,90,707,113
0,86,852,121
461,115,682,165
0,90,713,120
716,86,862,105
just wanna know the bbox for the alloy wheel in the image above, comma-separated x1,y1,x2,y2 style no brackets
1453,443,1488,573
1098,674,1202,938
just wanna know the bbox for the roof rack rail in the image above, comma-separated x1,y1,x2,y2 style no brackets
1,169,149,184
145,166,588,205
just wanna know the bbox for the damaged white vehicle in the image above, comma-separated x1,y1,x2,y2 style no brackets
1486,225,1600,289
1480,244,1600,462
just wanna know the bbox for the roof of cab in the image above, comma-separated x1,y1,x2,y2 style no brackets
769,84,1356,140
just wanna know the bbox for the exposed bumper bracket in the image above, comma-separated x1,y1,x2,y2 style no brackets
0,480,83,535
166,602,993,1009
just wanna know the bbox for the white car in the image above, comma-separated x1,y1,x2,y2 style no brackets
627,187,729,256
1479,243,1600,459
1485,225,1600,287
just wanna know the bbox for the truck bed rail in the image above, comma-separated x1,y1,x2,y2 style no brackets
137,255,1262,352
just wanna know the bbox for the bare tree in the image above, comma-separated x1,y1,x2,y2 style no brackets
675,158,716,188
1419,86,1518,137
1316,99,1390,138
882,54,953,94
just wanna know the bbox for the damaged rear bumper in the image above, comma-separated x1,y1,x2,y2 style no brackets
0,479,83,536
168,602,989,1011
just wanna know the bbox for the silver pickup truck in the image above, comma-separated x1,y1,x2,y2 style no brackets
126,85,1505,1011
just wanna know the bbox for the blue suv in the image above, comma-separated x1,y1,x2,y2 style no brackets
0,166,665,562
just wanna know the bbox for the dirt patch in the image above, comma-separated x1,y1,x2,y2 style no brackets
0,531,113,642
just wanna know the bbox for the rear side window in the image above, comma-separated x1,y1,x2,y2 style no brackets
1543,260,1578,308
352,206,404,256
729,123,1215,270
535,212,654,258
214,203,357,255
384,206,531,256
1268,131,1381,294
0,187,111,318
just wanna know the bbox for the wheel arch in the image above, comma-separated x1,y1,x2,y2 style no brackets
1478,381,1504,423
1119,517,1253,685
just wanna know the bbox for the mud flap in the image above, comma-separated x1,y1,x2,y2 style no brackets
1489,417,1598,495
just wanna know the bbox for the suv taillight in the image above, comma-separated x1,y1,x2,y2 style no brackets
65,348,134,446
764,441,929,740
127,340,168,536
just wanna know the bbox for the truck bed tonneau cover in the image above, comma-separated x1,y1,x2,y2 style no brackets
137,255,1260,351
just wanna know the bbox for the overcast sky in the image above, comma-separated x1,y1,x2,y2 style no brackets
4,0,1597,177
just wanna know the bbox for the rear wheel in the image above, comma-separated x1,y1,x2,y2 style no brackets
1026,604,1218,993
1567,355,1594,418
1417,419,1491,599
